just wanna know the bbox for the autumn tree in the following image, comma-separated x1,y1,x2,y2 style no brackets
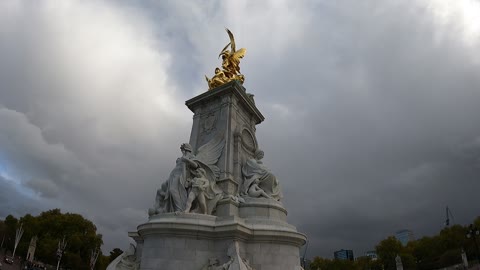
310,256,357,270
3,215,18,254
2,209,104,270
376,236,403,270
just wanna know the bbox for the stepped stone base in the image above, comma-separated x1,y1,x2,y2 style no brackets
135,201,306,270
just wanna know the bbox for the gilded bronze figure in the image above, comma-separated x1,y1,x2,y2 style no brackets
206,28,246,90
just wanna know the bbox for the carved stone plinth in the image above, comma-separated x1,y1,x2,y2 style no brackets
136,210,305,270
239,197,288,222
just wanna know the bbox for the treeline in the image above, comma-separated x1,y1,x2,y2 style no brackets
310,216,480,270
0,209,123,270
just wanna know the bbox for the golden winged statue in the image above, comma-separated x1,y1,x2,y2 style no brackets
206,28,247,90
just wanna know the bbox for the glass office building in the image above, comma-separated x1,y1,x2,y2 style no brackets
396,229,414,246
334,249,354,261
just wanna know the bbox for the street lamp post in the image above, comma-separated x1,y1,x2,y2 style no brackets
466,224,480,267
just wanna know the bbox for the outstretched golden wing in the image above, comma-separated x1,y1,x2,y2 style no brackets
226,28,236,53
233,48,246,59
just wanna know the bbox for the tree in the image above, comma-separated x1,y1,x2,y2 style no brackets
96,254,111,269
474,216,480,228
109,248,123,262
2,209,105,269
310,257,357,270
0,219,6,250
309,216,480,270
376,236,403,270
4,215,18,253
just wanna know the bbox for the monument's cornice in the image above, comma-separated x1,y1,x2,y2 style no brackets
138,213,307,247
185,81,265,125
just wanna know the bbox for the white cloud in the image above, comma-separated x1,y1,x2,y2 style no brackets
0,0,191,252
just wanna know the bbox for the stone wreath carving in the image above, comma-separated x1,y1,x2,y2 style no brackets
149,132,225,216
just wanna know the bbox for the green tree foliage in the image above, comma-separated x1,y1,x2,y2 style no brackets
310,256,355,270
311,216,480,270
310,256,382,270
1,209,106,270
3,215,18,253
0,219,5,248
376,236,403,270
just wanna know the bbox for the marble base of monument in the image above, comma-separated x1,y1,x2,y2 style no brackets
135,199,305,270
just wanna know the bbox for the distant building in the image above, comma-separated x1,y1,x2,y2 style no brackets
396,229,414,246
334,249,354,261
365,250,377,260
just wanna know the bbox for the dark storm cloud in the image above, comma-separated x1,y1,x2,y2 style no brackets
0,0,191,250
252,0,480,257
1,0,479,258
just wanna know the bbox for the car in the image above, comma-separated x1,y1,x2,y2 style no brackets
3,256,13,264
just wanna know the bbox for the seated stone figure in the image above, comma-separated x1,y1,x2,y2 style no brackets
241,149,282,201
247,179,271,199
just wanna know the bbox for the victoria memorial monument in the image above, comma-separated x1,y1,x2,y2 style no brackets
107,29,306,270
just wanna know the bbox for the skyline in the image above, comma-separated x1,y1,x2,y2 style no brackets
1,0,480,258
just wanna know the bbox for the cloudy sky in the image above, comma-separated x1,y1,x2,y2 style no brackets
1,0,480,258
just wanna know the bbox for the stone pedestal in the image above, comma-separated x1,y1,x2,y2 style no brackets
137,205,305,270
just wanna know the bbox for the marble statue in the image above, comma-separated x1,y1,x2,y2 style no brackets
185,168,211,214
149,133,225,216
246,179,271,199
241,258,254,270
108,33,307,269
241,149,282,201
395,254,403,270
